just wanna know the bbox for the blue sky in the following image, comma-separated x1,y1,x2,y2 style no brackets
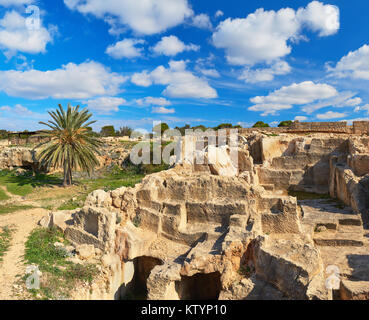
0,0,369,132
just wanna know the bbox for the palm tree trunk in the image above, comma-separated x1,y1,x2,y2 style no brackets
63,163,68,187
68,167,72,185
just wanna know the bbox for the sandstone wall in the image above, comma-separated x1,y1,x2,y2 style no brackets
238,121,369,135
289,121,351,133
8,136,50,146
256,136,349,193
353,121,369,135
239,127,287,135
330,157,369,223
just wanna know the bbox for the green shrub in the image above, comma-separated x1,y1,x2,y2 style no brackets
252,121,270,128
278,120,293,127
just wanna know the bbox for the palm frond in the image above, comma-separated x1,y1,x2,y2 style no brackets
36,104,103,184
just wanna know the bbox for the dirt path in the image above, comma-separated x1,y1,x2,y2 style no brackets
0,186,42,208
0,208,48,300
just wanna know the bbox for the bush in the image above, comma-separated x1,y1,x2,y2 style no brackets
100,125,116,137
118,126,133,137
213,123,233,130
252,121,270,128
278,120,293,127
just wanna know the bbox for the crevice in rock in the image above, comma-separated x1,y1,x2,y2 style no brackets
175,272,221,300
124,256,163,300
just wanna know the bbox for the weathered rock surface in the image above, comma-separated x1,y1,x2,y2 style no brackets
76,244,95,260
0,147,40,170
38,132,369,300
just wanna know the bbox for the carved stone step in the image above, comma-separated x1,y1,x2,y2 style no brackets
313,232,364,247
340,280,369,300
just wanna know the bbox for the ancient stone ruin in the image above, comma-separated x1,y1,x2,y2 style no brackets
37,124,369,300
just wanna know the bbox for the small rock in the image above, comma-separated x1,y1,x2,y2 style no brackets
38,214,51,228
101,254,115,268
76,244,95,260
15,168,27,176
95,248,102,256
53,242,64,248
65,245,75,254
316,226,327,232
66,257,82,264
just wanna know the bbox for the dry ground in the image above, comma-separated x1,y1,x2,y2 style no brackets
0,207,48,299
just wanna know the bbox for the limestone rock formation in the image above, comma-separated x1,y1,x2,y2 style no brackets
0,147,40,171
38,132,369,300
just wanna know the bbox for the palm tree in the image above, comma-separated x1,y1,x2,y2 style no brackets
37,104,103,186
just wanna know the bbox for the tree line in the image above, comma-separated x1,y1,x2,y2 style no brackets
0,120,295,140
97,121,295,137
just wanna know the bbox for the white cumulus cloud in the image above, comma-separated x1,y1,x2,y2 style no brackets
131,60,218,99
106,39,145,59
297,1,339,37
327,44,369,80
152,35,199,56
198,68,220,78
152,106,175,114
131,71,152,87
0,10,54,55
248,103,292,116
82,96,126,114
0,0,34,6
301,91,361,114
295,116,308,121
215,10,224,18
0,61,127,99
251,81,337,105
316,111,347,120
249,81,342,116
63,0,193,35
0,103,47,119
191,13,212,30
212,1,339,66
354,104,369,115
239,61,291,83
135,97,171,107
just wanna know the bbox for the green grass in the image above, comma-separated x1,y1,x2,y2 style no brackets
86,167,145,191
7,144,36,148
0,188,9,201
0,204,36,215
58,167,145,211
57,199,83,211
120,140,139,148
0,226,15,262
0,170,62,197
237,265,252,277
288,190,332,200
24,228,99,300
